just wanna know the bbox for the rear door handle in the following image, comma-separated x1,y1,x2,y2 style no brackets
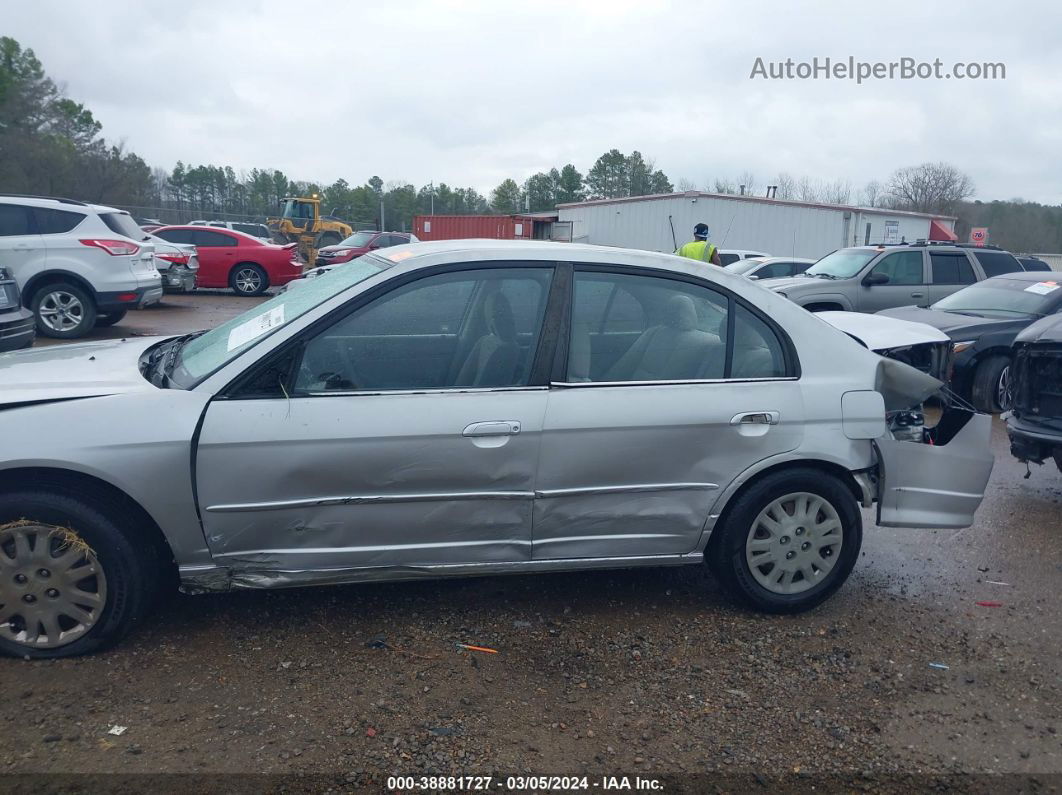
730,411,780,426
910,292,925,298
463,421,521,437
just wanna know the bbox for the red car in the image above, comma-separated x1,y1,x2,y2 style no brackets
315,230,419,266
152,226,303,296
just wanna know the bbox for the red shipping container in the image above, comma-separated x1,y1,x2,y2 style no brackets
414,215,538,241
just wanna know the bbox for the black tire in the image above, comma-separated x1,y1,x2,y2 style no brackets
95,310,128,328
971,355,1011,413
229,263,269,296
706,467,862,614
31,282,97,339
0,491,156,658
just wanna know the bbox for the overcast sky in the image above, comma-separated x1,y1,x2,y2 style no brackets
6,0,1061,203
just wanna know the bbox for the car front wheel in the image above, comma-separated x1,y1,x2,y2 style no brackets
971,355,1011,413
707,468,862,613
0,492,155,658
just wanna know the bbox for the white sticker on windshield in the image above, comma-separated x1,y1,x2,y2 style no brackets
227,305,285,350
1024,281,1060,295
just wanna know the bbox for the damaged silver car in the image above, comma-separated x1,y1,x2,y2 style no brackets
0,241,994,657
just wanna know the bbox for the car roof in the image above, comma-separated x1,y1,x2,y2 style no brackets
983,271,1060,283
0,194,127,215
751,256,815,264
372,240,762,282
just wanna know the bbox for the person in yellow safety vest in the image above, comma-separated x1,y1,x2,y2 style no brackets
675,222,722,266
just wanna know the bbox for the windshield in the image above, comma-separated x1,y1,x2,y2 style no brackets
931,278,1059,318
806,249,878,279
339,231,377,247
169,259,386,387
725,258,764,275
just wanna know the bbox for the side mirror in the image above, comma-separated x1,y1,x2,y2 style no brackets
863,272,890,286
747,274,760,280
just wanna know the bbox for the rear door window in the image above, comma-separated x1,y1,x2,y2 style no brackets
974,250,1024,277
929,252,977,284
154,228,196,245
0,205,34,236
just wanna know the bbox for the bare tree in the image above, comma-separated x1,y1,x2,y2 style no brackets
737,170,757,196
796,176,819,202
860,180,882,207
821,179,852,205
775,172,796,200
712,178,736,194
886,162,974,215
676,177,698,192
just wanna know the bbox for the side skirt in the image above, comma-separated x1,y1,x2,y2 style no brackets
179,553,705,593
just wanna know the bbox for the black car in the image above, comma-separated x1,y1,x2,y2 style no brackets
1017,256,1053,272
879,272,1062,413
1007,314,1062,474
0,267,35,352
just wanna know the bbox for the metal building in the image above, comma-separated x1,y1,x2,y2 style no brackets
557,191,957,259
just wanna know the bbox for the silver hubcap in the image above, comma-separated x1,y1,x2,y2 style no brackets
38,291,85,332
235,269,262,293
0,523,107,649
745,492,843,595
997,365,1012,410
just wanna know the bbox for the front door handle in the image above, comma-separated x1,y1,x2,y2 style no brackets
730,411,780,426
463,420,521,437
910,292,925,298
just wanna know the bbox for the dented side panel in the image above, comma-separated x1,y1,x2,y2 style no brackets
195,391,548,570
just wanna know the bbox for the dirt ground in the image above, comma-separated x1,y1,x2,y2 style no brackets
3,293,1061,789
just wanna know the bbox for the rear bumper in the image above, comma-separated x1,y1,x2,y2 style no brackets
97,285,164,312
1006,415,1062,465
0,306,35,352
162,267,197,292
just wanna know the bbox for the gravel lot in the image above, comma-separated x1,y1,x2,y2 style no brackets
4,293,1061,788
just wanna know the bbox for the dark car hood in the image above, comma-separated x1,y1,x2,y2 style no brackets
878,306,1030,338
1014,314,1062,344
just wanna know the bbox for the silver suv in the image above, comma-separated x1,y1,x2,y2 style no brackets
0,196,163,338
764,243,1036,314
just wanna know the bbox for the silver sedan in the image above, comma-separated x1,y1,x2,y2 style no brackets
0,241,994,657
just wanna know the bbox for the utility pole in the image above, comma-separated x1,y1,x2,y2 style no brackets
430,181,435,215
380,198,385,232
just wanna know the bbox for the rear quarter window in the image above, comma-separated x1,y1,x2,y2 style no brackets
975,250,1024,277
33,207,86,234
194,230,239,247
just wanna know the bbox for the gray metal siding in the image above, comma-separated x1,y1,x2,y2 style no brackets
559,196,936,260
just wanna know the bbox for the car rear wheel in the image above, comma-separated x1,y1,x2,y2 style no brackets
0,492,155,658
707,468,862,614
971,355,1011,413
95,310,128,328
229,264,269,296
31,282,97,339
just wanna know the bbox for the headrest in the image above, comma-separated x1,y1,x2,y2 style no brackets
485,291,516,342
665,294,698,332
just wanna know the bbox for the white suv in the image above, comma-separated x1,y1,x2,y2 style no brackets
0,196,163,338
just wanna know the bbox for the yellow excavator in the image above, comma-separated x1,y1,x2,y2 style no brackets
267,195,353,263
